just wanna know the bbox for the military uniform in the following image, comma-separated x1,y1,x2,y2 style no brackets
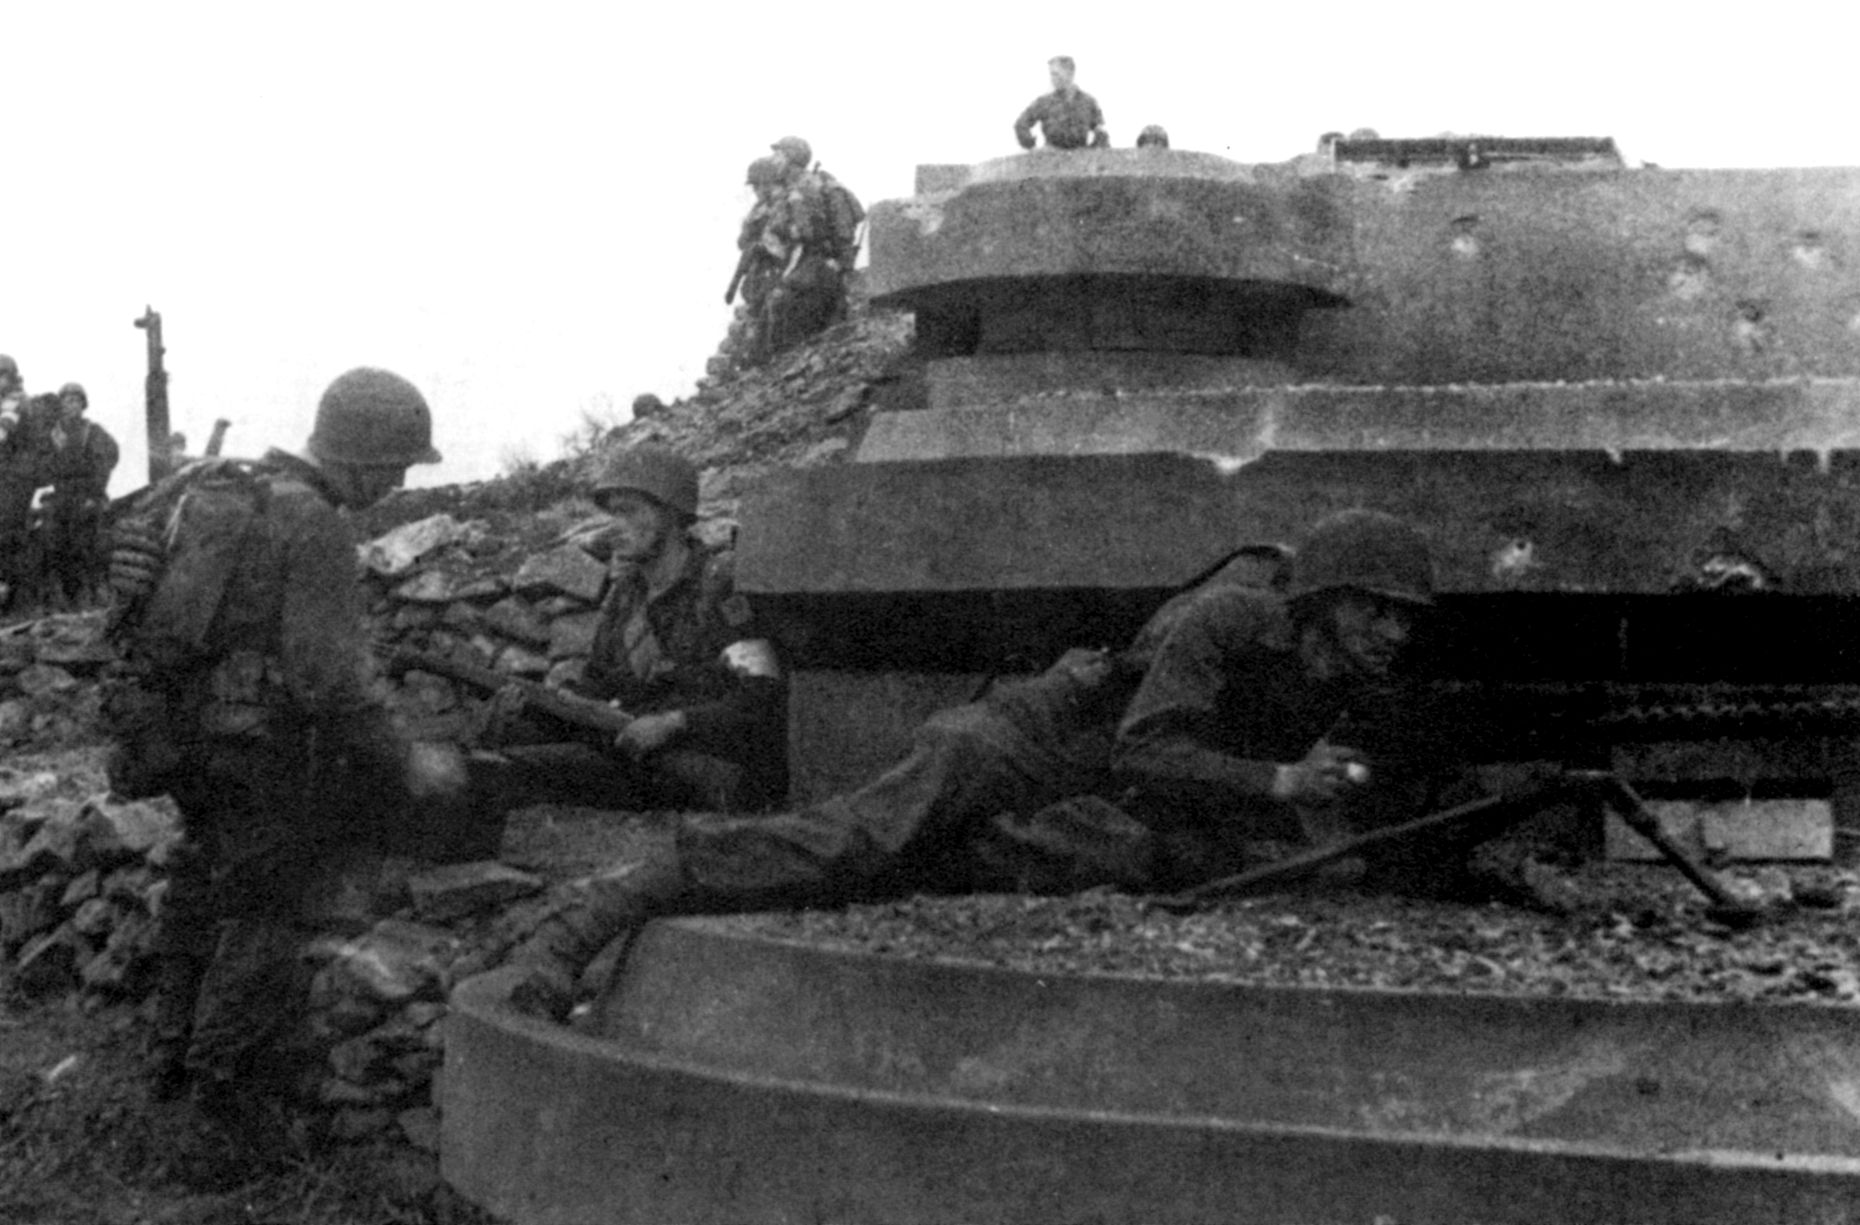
499,550,1297,1011
0,394,52,606
737,166,841,362
493,536,788,813
107,449,413,1091
41,416,119,605
1014,88,1108,150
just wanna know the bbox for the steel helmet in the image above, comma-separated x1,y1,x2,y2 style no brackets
307,367,441,467
746,154,789,189
57,382,87,408
1287,510,1434,606
1136,125,1170,149
591,444,698,519
0,355,17,381
771,135,812,168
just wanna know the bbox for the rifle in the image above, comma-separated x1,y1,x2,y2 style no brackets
724,244,756,306
376,641,634,737
1149,770,1764,926
133,307,171,483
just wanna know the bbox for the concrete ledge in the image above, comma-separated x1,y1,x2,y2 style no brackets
442,924,1860,1224
859,377,1860,462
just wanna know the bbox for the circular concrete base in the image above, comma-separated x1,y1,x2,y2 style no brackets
442,917,1860,1225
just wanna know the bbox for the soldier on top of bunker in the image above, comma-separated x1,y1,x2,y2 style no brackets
1014,56,1109,151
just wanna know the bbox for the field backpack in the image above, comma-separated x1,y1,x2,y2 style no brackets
812,167,866,267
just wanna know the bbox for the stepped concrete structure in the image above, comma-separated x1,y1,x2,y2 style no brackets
444,141,1860,1222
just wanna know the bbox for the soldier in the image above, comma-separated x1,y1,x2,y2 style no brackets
1014,56,1110,152
730,154,839,363
0,356,44,610
1136,124,1170,150
1114,510,1438,887
495,544,1299,1018
103,367,461,1119
478,444,787,815
770,135,865,272
40,382,120,608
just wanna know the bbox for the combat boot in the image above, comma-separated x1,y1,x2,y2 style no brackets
505,856,690,1020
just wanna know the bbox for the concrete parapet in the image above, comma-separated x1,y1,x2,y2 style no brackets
443,923,1860,1224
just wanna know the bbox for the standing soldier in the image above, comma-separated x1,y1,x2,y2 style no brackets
1014,56,1110,151
0,356,44,611
103,367,463,1124
770,135,865,321
734,154,841,363
478,444,787,816
40,383,120,608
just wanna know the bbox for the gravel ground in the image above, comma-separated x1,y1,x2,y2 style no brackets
501,807,1860,1006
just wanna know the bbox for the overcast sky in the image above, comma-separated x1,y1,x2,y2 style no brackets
5,0,1855,494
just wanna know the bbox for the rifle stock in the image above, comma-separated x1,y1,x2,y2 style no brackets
377,642,633,737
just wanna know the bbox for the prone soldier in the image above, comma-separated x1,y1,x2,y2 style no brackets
104,368,462,1121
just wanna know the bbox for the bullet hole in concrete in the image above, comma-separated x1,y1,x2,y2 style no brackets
1792,231,1830,271
1684,209,1722,258
1490,537,1536,580
1732,300,1769,353
1668,253,1711,300
1447,215,1481,260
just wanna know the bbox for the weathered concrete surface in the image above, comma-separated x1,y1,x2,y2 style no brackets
875,154,1860,383
866,377,1860,461
870,152,1350,298
442,922,1860,1224
738,445,1860,599
924,351,1296,410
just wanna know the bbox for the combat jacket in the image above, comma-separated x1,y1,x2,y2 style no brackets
1014,88,1106,150
1114,586,1356,838
581,539,784,761
43,419,120,505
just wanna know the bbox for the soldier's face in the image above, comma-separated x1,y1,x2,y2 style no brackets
1326,591,1415,679
59,393,85,419
335,463,408,509
1049,63,1072,90
601,491,675,561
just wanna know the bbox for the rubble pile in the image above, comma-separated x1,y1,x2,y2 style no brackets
0,771,176,1000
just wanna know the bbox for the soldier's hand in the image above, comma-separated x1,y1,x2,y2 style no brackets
1272,743,1369,804
1051,646,1115,689
478,684,529,747
614,711,685,758
405,741,468,798
107,521,166,603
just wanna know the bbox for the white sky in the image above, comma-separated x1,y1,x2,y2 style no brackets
5,0,1856,494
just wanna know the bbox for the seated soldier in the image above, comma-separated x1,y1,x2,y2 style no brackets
478,444,787,815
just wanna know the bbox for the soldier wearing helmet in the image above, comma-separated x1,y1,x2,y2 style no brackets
103,367,462,1123
495,543,1299,1020
479,443,787,816
732,151,843,364
40,382,120,607
1115,509,1436,888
